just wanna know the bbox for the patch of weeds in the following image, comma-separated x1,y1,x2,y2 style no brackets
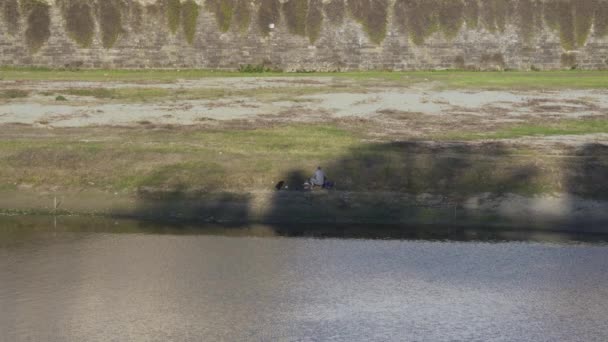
324,0,345,26
98,0,126,48
55,95,68,101
182,0,199,43
167,0,181,33
2,0,20,35
233,0,251,33
282,0,308,36
60,0,95,48
21,0,51,53
306,0,323,43
206,0,234,32
348,0,389,45
0,89,29,99
394,0,439,45
257,0,280,36
62,88,115,99
238,63,276,73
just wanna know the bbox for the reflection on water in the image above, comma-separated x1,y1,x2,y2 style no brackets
1,216,608,341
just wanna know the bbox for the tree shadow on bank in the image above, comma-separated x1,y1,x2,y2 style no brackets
125,141,608,239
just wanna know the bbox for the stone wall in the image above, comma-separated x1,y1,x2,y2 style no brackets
1,0,608,70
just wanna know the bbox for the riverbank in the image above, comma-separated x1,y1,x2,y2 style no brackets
1,71,606,230
2,189,608,234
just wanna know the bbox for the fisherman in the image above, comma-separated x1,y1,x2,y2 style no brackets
310,166,326,188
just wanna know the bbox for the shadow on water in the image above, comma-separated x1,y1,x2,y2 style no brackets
1,215,608,247
118,141,608,239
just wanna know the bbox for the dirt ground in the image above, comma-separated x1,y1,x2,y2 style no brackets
2,77,608,142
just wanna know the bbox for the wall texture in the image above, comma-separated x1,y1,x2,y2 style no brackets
1,0,608,70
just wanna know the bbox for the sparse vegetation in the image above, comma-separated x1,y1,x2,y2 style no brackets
167,0,181,33
2,0,20,35
98,0,126,48
596,1,608,37
182,0,199,43
443,118,608,140
480,0,510,33
22,0,51,53
438,0,464,40
61,0,96,48
257,0,280,36
347,0,389,45
306,0,323,43
2,68,608,89
207,0,234,32
0,89,29,99
130,1,144,32
233,0,251,32
463,0,479,29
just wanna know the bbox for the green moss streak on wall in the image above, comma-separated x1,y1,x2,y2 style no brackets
233,0,252,33
463,0,479,29
543,0,601,51
3,0,21,35
574,0,594,47
167,0,181,33
130,1,144,33
283,0,308,36
306,0,323,43
348,0,389,45
98,0,125,48
396,0,439,46
206,0,235,32
61,1,95,48
596,1,608,37
257,0,280,36
181,0,199,43
324,0,345,26
438,0,464,40
481,0,511,33
21,0,51,53
517,0,536,45
556,1,575,50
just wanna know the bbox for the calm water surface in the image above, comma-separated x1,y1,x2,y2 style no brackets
1,216,608,341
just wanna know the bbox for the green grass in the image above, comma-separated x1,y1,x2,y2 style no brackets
442,119,608,140
0,124,605,199
1,67,608,89
0,89,30,99
42,85,362,102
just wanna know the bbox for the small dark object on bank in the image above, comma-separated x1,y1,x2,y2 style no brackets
275,181,285,190
55,95,67,101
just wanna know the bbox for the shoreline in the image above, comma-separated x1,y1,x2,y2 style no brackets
2,190,607,234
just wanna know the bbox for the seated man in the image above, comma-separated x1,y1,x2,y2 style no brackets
310,166,326,188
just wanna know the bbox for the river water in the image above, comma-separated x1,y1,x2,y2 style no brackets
1,216,608,341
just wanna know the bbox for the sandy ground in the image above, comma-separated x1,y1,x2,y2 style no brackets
2,77,608,133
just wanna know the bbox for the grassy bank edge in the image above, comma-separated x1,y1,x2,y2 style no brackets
2,67,608,89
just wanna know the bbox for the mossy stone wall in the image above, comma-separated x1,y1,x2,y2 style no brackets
1,0,608,70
